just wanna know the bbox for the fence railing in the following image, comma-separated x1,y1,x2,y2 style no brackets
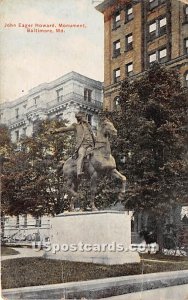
3,223,50,243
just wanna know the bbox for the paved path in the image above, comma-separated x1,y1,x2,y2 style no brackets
1,247,44,261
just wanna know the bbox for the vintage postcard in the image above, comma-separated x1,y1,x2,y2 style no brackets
0,0,188,299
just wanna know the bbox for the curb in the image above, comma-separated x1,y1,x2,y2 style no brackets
3,270,188,299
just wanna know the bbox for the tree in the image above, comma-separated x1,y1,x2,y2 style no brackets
109,64,188,248
0,124,15,239
1,119,74,217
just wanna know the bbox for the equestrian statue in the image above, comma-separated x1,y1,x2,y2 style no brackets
51,111,127,211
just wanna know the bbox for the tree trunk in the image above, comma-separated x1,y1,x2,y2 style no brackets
156,217,164,253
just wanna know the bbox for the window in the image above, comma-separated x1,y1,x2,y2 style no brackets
34,96,40,105
125,4,133,23
84,88,92,102
16,216,19,228
22,127,27,137
148,17,167,41
149,48,167,65
56,88,63,102
149,21,157,40
184,5,188,23
149,0,165,10
15,130,19,142
113,68,120,83
149,52,157,64
35,216,41,227
149,0,158,10
184,38,188,54
149,22,157,32
126,62,133,77
159,48,167,62
88,89,92,102
87,114,92,125
23,215,27,228
159,17,167,35
84,89,87,101
184,72,188,87
113,40,120,57
113,11,120,29
125,33,133,51
15,108,19,119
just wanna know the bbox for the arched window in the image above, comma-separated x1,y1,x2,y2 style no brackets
184,72,188,88
113,96,121,111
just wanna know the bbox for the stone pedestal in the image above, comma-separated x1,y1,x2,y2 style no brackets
46,211,140,265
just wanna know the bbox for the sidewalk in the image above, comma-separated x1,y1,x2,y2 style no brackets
1,247,44,261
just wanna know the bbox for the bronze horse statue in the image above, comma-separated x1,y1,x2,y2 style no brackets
60,118,127,211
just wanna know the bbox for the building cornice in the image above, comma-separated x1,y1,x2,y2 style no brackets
27,72,102,97
95,0,140,13
95,0,116,13
9,119,26,129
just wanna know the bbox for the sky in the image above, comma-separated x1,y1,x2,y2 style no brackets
0,0,104,103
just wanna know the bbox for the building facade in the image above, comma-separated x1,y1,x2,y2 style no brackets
0,72,103,142
96,0,188,110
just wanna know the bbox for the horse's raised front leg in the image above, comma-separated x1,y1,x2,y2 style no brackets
67,178,79,211
90,171,98,211
111,169,127,200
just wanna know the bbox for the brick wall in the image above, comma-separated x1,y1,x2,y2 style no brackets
99,0,188,111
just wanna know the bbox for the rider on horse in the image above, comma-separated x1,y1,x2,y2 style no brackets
52,111,95,179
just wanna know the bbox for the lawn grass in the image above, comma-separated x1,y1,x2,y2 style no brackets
2,255,188,289
1,246,20,256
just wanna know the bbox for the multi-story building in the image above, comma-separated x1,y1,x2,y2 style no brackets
96,0,188,110
96,0,188,243
0,71,103,142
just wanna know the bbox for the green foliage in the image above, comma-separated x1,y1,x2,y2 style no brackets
109,64,188,214
0,124,13,156
1,119,74,216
